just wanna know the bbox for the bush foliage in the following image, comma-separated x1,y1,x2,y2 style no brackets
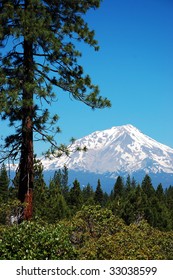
0,205,173,260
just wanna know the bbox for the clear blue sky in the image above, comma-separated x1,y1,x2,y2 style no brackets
1,0,173,156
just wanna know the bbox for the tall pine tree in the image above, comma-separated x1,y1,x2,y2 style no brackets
0,1,111,207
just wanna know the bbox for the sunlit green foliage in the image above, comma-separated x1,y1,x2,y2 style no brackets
0,221,76,260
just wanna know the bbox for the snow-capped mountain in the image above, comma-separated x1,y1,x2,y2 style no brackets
6,124,173,190
43,124,173,174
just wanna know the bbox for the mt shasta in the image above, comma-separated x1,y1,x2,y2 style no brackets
42,125,173,189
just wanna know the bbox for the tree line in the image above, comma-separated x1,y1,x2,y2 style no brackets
0,161,173,231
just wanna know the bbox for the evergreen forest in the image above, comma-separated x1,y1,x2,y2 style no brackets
0,161,173,260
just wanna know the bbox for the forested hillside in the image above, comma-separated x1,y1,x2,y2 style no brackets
0,163,173,260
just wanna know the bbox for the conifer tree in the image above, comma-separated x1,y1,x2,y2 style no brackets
0,163,9,202
0,163,9,224
131,177,137,189
0,0,111,205
125,174,132,193
82,183,94,205
141,174,155,198
113,176,124,199
94,179,104,205
122,184,145,225
60,165,69,202
51,170,62,190
165,186,173,228
32,157,47,220
156,183,165,202
47,173,69,223
110,176,124,217
69,179,82,213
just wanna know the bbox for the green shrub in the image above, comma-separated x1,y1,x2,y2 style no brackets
0,221,77,260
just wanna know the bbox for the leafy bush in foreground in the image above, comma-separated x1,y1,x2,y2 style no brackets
0,206,173,260
0,221,76,260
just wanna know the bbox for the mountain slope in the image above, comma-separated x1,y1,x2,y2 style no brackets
42,124,173,178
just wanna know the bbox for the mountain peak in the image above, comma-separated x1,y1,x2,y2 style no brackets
94,124,140,137
117,124,135,129
42,125,173,178
112,124,141,134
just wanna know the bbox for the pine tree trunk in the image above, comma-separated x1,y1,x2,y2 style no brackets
18,15,34,220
